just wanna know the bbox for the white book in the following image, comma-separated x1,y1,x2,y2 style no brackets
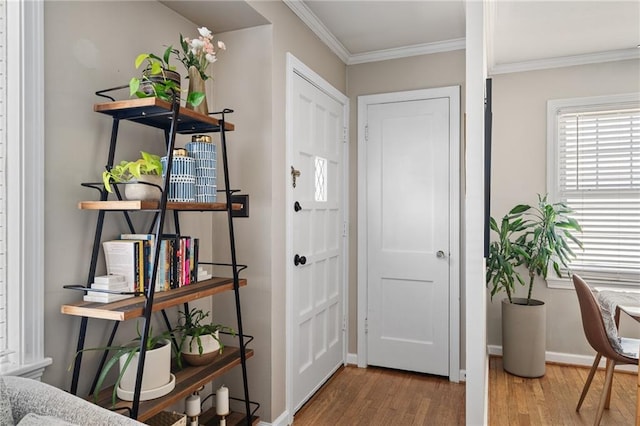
102,240,141,292
90,282,130,291
83,293,132,303
94,274,126,285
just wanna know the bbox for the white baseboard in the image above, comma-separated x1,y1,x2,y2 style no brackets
487,345,638,373
346,352,358,365
259,409,290,426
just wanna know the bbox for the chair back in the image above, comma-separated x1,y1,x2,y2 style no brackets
572,274,634,363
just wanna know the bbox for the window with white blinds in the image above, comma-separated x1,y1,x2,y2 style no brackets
548,94,640,286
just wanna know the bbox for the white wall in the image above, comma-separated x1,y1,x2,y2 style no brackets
488,58,640,355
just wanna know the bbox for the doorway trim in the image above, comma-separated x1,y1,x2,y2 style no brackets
357,87,461,382
285,52,350,424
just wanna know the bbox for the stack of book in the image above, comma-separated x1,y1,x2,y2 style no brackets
102,234,200,294
83,274,132,303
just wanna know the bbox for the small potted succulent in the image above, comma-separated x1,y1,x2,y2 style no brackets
174,307,235,366
102,151,163,201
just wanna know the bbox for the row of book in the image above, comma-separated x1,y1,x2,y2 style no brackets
100,233,203,297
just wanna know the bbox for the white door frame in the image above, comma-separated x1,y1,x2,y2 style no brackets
357,87,461,382
285,53,350,423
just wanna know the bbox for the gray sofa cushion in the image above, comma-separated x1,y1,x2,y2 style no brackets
17,413,79,426
1,376,143,425
0,377,13,426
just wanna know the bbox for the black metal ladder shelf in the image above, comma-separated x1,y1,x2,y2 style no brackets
61,95,255,425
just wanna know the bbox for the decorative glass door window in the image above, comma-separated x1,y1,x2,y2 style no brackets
314,156,327,202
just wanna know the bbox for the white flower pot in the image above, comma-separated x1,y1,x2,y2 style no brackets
124,175,163,201
116,338,175,401
182,332,221,366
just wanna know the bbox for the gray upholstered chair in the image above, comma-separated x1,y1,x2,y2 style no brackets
572,274,639,426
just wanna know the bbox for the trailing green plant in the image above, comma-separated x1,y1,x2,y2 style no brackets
486,194,583,305
128,46,180,103
102,151,162,193
174,308,235,358
69,323,174,406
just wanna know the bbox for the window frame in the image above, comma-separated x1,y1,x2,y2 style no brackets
0,0,51,378
546,92,640,290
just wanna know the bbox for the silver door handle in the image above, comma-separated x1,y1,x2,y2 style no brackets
436,250,446,259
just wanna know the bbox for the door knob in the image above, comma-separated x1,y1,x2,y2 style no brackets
294,201,302,212
294,254,307,266
436,250,446,259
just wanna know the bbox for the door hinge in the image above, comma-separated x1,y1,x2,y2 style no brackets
342,221,347,237
365,124,369,142
342,316,347,332
364,318,368,334
343,126,347,144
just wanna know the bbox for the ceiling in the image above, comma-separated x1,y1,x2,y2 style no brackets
161,0,640,73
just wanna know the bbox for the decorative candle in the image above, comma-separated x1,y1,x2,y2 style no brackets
216,385,229,415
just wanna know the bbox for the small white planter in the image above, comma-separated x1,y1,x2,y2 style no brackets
182,332,221,366
116,338,175,401
124,175,163,201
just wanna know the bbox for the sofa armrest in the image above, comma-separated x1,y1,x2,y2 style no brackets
2,376,143,426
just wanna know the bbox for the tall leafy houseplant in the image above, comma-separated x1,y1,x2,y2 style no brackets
486,194,582,378
486,194,583,304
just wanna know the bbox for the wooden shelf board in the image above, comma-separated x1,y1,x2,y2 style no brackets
78,200,243,211
61,278,247,321
200,408,259,426
90,347,254,423
94,98,234,132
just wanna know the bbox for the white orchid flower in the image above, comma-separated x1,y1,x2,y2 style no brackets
190,38,205,53
198,27,212,38
217,41,226,51
205,53,217,64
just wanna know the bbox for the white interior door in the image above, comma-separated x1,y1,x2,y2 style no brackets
365,95,451,376
291,71,345,412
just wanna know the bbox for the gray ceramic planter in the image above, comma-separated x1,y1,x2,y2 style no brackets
501,297,546,378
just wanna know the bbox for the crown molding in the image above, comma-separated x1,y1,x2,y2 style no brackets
283,0,350,63
489,47,640,75
347,38,466,65
285,0,639,70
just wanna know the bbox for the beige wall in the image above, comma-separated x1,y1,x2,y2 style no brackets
488,58,640,353
43,0,214,394
346,50,467,362
245,1,346,421
43,1,345,424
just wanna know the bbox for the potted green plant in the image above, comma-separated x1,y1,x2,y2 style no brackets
70,323,175,405
129,46,181,103
102,151,163,201
174,307,235,366
486,194,582,377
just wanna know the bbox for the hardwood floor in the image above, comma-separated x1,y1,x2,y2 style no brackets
292,357,637,425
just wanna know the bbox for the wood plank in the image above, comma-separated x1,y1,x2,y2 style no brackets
94,98,234,132
89,347,253,423
292,358,638,425
78,200,243,211
61,278,247,321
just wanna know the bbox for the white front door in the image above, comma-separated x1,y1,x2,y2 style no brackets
362,89,458,376
290,69,346,412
